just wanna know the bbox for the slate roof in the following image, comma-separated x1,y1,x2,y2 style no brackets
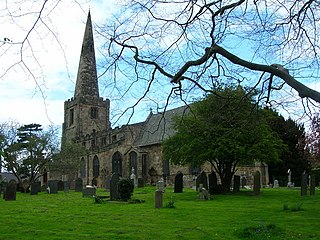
135,105,190,147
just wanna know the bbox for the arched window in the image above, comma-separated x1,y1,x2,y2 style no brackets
93,156,99,178
129,151,137,174
112,151,122,176
80,157,86,178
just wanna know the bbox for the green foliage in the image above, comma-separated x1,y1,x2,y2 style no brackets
238,223,284,239
163,86,284,192
118,178,134,201
165,197,175,208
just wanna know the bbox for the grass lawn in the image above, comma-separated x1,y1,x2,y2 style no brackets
0,187,319,239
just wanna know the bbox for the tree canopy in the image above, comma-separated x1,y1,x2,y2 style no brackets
1,123,58,192
163,86,284,193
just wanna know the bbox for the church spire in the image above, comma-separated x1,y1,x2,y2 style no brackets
74,11,99,98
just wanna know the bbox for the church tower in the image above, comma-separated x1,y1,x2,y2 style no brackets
62,11,110,143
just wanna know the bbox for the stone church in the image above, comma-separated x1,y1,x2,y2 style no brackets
61,11,269,188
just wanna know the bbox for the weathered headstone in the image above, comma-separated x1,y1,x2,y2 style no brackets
30,182,41,195
174,172,183,193
110,173,120,201
82,186,96,197
5,180,17,201
75,178,83,192
196,171,208,190
233,175,240,193
2,181,8,199
273,179,279,188
208,171,218,195
253,171,261,196
64,181,70,193
105,175,111,192
310,175,316,196
157,178,165,192
155,189,163,208
301,173,308,196
137,178,144,188
58,180,64,191
198,184,210,200
48,180,58,194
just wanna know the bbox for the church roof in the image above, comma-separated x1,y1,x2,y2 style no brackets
74,11,99,98
135,105,189,147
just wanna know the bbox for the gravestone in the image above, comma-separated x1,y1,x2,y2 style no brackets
233,175,240,193
82,186,96,197
110,173,120,201
5,180,17,201
174,172,183,193
196,171,208,190
48,180,58,194
105,175,111,192
155,189,163,208
58,180,64,191
2,181,8,199
301,173,308,196
30,182,41,195
137,178,144,188
310,175,316,196
253,171,261,196
198,184,210,200
208,171,218,195
157,178,165,192
241,176,247,188
75,178,83,192
64,181,70,193
273,179,279,188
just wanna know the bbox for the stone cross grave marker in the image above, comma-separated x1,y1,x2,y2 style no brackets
110,173,120,201
75,178,83,192
5,180,17,201
253,171,261,196
233,175,240,193
174,172,183,193
208,171,218,195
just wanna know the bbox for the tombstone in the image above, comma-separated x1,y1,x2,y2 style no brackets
198,184,210,200
287,169,294,187
30,182,41,195
241,176,247,188
273,179,279,188
196,171,208,190
233,175,240,193
57,180,64,191
5,180,17,201
155,189,163,208
64,181,70,193
310,175,316,196
82,186,96,197
208,171,218,195
48,180,58,194
75,178,83,192
157,178,165,192
2,180,8,199
105,175,111,192
130,167,137,187
301,173,308,196
137,178,144,188
110,173,120,201
253,171,261,196
174,172,183,193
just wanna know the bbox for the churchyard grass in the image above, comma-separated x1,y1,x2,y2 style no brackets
0,187,319,239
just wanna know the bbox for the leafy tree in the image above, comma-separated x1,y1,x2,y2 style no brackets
2,123,58,192
50,142,86,181
163,86,284,193
266,110,309,186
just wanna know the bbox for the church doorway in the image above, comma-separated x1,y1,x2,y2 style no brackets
112,151,122,176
